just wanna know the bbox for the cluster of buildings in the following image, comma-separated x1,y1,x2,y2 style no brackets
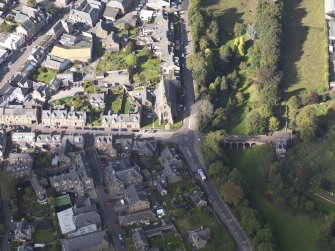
0,5,50,63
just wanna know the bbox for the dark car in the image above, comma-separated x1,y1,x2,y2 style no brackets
121,242,125,249
7,238,11,244
104,188,108,194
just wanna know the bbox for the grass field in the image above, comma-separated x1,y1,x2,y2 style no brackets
282,0,327,95
203,0,257,42
55,195,71,207
33,66,58,84
227,145,321,251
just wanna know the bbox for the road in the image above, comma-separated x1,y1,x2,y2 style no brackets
84,134,124,251
0,2,253,251
0,8,70,94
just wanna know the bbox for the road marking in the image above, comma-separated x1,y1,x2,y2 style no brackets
186,149,192,158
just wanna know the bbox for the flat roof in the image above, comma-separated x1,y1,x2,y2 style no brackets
57,208,76,234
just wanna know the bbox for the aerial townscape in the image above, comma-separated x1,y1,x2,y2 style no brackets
0,0,334,250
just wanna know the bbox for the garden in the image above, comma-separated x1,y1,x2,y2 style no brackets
32,66,58,84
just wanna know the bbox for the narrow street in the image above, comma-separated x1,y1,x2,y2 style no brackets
84,134,125,251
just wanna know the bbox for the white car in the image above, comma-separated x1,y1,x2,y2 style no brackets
118,233,123,240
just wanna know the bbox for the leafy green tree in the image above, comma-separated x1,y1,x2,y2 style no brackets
212,108,227,130
253,228,273,247
193,98,214,132
296,106,318,142
206,20,219,46
213,76,221,89
241,207,261,236
220,181,244,206
228,168,242,184
220,76,228,91
125,54,137,66
186,53,207,85
219,45,232,64
208,161,224,176
246,110,267,134
201,130,226,164
238,36,246,56
234,23,246,36
268,116,280,132
199,37,209,51
255,242,275,251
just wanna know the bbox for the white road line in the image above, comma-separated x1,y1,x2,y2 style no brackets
187,149,192,158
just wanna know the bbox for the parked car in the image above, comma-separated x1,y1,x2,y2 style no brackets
118,233,123,240
104,188,109,194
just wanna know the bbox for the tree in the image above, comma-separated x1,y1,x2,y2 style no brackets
235,91,244,103
319,212,335,250
206,20,219,46
227,71,240,89
268,116,280,132
125,54,137,66
246,110,267,134
228,168,242,184
186,53,207,85
201,130,226,164
212,108,228,130
255,242,275,251
240,207,261,236
46,3,60,15
193,98,214,132
296,106,318,142
309,92,319,104
208,161,224,176
220,76,228,91
253,228,273,247
220,181,244,206
219,45,232,64
254,64,281,89
320,178,332,191
27,0,37,8
238,36,246,56
199,37,209,51
213,76,221,89
234,23,246,36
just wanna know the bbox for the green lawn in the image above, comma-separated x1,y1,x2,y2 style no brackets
96,51,128,75
192,208,237,251
32,66,58,84
55,195,71,208
282,0,327,95
149,232,185,250
227,145,321,251
203,0,257,42
133,49,161,86
34,229,54,243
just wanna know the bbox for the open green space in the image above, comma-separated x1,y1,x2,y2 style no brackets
55,195,71,208
227,145,321,251
133,49,161,86
34,229,55,243
32,66,58,84
149,231,185,251
96,51,128,76
203,0,257,42
282,0,327,95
